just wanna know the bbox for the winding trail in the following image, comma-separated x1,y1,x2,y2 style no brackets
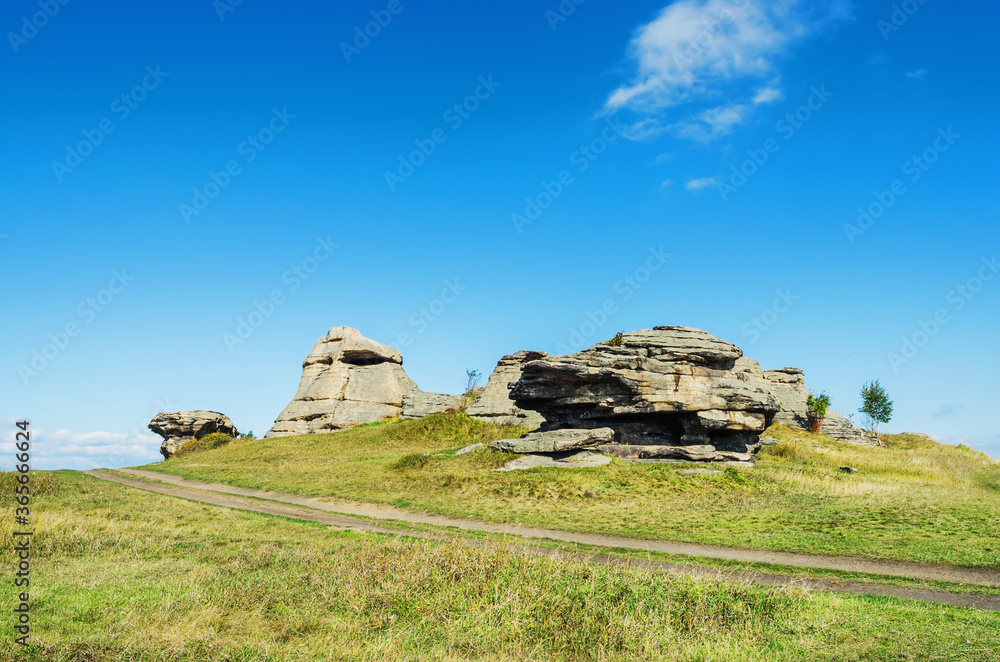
85,468,1000,612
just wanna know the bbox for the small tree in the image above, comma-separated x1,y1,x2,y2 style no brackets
465,369,483,394
859,380,893,444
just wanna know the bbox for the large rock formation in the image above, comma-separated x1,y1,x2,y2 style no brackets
266,326,461,438
510,326,780,462
467,351,547,429
149,411,238,459
763,368,875,445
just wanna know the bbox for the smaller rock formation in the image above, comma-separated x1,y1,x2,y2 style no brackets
467,351,547,429
149,411,238,459
267,327,464,438
490,428,613,454
763,368,875,445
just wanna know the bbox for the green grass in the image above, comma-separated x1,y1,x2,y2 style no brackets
141,411,1000,570
4,471,1000,661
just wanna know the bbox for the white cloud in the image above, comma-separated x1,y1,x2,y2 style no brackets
648,152,674,165
0,427,161,471
752,85,783,105
659,179,675,190
605,0,852,140
686,177,718,191
905,68,928,80
673,102,748,140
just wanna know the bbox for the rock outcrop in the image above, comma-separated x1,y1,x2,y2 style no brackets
509,326,780,462
266,326,463,438
763,368,875,445
149,411,238,459
467,351,547,429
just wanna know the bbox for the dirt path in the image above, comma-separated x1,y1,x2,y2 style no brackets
85,469,1000,611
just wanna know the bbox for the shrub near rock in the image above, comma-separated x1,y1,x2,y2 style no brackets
174,432,237,458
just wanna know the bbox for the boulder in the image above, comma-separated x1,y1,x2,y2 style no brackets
149,411,238,460
401,391,465,419
468,351,547,429
494,451,612,472
509,326,780,461
763,368,876,445
266,326,459,438
490,427,613,454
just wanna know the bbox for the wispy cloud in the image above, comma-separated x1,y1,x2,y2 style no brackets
686,177,718,191
905,68,928,80
670,83,782,141
648,152,674,166
605,0,853,141
659,179,674,190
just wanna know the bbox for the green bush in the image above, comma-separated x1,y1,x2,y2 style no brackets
806,392,831,418
175,432,237,458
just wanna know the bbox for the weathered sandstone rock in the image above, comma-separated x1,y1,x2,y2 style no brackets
468,351,547,429
266,326,459,438
509,326,780,461
490,427,613,454
149,411,238,459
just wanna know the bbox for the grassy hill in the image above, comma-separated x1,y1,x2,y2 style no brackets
143,411,1000,570
4,470,1000,661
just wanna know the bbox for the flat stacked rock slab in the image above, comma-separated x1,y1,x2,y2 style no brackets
495,451,612,472
468,351,547,429
510,326,781,463
149,411,238,459
490,427,613,454
401,391,465,419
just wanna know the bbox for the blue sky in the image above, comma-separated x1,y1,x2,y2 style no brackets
2,0,998,469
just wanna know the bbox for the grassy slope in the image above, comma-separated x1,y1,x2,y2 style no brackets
142,412,1000,570
3,471,1000,662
